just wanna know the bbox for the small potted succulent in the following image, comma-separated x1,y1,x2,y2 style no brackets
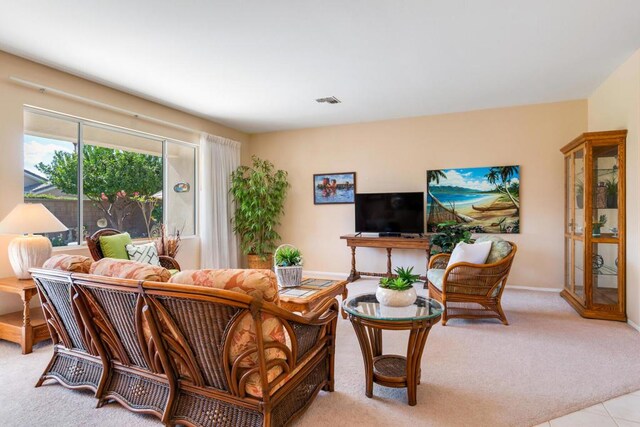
592,214,607,237
274,245,303,288
376,266,420,307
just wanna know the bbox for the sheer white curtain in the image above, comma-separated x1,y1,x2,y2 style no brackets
199,133,241,268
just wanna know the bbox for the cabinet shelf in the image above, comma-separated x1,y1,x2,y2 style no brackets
575,264,618,276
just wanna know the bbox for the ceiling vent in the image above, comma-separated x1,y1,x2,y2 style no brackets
316,96,341,104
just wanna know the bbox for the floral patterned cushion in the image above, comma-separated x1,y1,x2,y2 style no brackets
474,235,512,264
170,269,286,398
43,254,92,274
89,258,171,282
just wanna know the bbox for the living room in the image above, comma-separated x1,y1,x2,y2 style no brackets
0,2,639,426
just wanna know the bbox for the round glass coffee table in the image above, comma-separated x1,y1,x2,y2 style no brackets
343,294,443,406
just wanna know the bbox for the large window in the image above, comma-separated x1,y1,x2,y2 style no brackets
23,108,197,246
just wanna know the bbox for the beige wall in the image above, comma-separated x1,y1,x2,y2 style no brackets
0,50,248,315
248,101,587,288
588,49,640,326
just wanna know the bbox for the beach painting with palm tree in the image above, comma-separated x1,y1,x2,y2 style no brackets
426,166,520,233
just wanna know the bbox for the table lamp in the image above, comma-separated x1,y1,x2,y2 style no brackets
0,203,68,279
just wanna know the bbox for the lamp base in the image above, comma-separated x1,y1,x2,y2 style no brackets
8,234,53,279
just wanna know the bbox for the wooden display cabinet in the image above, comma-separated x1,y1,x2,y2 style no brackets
560,130,626,321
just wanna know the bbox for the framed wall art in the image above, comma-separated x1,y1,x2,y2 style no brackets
313,172,356,204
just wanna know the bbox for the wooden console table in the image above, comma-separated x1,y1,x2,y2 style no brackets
340,234,431,282
0,277,49,354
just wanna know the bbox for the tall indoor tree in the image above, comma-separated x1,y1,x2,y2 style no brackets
230,155,290,268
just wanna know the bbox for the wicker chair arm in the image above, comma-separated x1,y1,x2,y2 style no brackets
159,256,181,271
429,253,451,269
271,296,339,326
302,297,340,322
442,258,513,296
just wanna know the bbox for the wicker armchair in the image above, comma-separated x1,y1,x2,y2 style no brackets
427,242,517,325
86,228,181,271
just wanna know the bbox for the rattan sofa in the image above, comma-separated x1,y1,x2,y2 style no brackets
31,264,338,427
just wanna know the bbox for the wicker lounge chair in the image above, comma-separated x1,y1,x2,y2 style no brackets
427,241,517,325
86,228,181,271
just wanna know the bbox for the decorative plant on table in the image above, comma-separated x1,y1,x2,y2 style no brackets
592,214,607,237
274,245,303,288
230,156,290,269
376,266,421,307
430,221,473,255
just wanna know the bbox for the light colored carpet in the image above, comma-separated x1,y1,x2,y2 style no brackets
1,279,639,427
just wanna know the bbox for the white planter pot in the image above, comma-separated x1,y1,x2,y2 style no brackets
375,286,417,307
275,265,303,288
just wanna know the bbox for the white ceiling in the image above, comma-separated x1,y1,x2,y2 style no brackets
1,1,640,133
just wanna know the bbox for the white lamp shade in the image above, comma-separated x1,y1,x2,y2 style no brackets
0,203,68,235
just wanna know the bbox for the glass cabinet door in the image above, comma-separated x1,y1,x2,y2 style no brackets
564,149,585,303
573,149,584,237
589,143,621,309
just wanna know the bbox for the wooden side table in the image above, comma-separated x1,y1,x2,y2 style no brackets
278,278,349,319
343,294,443,406
0,276,50,354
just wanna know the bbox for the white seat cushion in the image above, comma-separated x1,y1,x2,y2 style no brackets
427,269,445,291
447,241,492,267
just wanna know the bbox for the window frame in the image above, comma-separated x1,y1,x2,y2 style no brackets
23,105,198,245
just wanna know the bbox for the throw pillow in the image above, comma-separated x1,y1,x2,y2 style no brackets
447,241,492,267
126,242,161,266
99,232,133,260
43,254,92,274
89,258,171,282
474,235,512,264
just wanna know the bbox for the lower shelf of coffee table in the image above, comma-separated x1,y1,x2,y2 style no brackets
373,354,415,387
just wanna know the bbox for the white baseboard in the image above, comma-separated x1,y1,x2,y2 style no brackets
508,285,562,293
304,270,562,293
628,319,640,332
303,270,349,280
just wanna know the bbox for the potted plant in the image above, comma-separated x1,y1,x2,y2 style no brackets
274,244,303,288
430,220,473,255
592,214,607,237
376,266,420,307
605,177,618,208
576,180,584,209
230,156,290,269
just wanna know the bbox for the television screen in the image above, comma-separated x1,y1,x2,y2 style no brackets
355,192,424,234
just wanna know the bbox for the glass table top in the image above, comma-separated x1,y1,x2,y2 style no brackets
343,294,443,321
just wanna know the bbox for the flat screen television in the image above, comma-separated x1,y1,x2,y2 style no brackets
355,192,424,235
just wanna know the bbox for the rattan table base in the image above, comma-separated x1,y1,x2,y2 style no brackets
348,315,439,406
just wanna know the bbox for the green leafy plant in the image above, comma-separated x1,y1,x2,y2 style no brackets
605,177,618,196
36,145,162,232
594,214,607,227
379,266,420,291
430,220,473,254
395,266,420,284
275,247,302,267
230,156,290,259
